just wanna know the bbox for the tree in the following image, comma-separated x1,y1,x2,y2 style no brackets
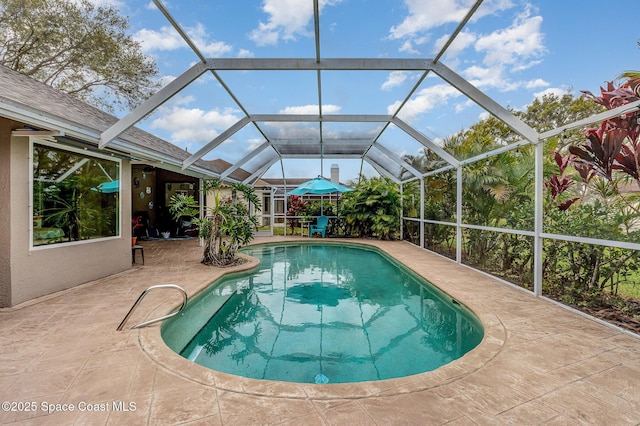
0,0,159,112
169,180,261,267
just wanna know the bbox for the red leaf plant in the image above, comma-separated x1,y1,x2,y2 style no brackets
286,195,307,232
568,76,640,213
569,124,627,181
544,152,579,211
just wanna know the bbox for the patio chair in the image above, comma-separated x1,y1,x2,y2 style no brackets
310,215,328,238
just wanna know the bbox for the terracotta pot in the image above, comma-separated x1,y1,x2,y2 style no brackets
132,237,137,246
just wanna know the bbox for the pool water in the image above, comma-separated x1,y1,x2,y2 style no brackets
162,243,483,384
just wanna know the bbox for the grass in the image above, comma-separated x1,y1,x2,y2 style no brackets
257,225,304,236
617,280,640,299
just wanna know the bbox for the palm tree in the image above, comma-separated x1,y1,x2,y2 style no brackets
169,179,261,266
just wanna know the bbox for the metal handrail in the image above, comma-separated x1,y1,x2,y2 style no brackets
117,284,188,331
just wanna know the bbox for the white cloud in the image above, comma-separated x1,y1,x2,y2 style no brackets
188,23,234,56
525,79,550,89
150,106,242,150
399,40,420,55
249,0,342,46
382,71,409,90
475,9,545,70
462,65,496,81
462,65,519,92
533,87,567,100
249,0,341,46
461,66,550,95
133,24,233,56
389,0,473,40
433,31,476,57
390,0,514,41
386,5,549,124
250,0,314,45
390,84,462,123
157,74,177,88
246,138,266,152
279,104,341,114
253,104,342,141
454,99,475,113
170,95,196,106
134,26,185,52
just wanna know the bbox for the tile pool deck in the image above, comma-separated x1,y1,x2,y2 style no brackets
1,237,639,425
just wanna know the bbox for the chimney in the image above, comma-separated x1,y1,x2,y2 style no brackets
330,164,339,183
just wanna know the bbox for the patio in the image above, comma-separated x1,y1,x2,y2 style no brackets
1,237,639,425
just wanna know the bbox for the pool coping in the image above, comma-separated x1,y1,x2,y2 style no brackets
138,239,507,400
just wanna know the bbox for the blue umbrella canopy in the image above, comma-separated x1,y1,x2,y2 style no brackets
92,180,120,193
288,177,352,195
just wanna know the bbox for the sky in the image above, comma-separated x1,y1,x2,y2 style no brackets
98,0,640,183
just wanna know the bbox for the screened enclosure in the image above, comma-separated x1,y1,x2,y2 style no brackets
100,0,640,326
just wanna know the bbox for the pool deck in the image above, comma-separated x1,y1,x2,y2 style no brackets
1,237,639,425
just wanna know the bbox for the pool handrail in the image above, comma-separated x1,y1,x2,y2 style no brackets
117,284,188,330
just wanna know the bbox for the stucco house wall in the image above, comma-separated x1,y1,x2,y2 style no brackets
9,134,132,306
0,119,13,307
0,65,222,307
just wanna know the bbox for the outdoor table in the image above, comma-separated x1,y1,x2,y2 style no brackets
300,219,311,237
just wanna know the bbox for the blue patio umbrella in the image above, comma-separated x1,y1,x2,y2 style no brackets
287,177,352,195
287,177,352,217
92,180,120,193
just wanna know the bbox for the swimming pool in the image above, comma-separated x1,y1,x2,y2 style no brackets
162,243,483,384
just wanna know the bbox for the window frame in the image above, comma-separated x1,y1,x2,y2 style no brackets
29,138,123,250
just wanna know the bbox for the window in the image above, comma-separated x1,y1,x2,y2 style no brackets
32,141,120,246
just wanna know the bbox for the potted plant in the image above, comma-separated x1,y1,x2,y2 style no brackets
132,216,144,245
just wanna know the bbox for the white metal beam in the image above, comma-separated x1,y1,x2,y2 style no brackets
247,153,281,178
460,139,531,165
205,58,436,71
392,117,460,167
249,114,393,123
372,142,422,177
420,178,425,249
365,158,401,183
456,167,463,263
391,0,484,122
153,0,206,62
431,62,539,144
422,164,456,178
152,0,273,153
243,157,279,185
539,99,640,140
278,154,363,159
433,0,484,63
99,62,208,148
534,142,544,296
182,116,251,169
220,141,272,180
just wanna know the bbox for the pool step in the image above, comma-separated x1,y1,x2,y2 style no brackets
161,287,239,353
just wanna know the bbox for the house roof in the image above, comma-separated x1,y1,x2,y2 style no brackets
205,159,251,182
0,65,222,178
